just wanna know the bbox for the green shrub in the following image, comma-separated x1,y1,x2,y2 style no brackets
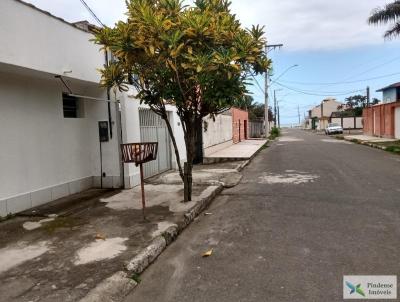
385,146,400,153
269,127,281,140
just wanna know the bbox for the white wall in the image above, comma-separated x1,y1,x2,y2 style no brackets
395,108,400,139
119,89,186,188
0,70,121,216
331,117,363,129
203,113,233,149
0,0,104,83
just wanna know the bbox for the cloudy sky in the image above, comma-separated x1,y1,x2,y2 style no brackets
25,0,400,124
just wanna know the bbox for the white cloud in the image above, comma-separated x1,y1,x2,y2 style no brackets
229,0,391,51
24,0,392,51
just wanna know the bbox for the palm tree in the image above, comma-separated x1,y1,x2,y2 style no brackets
369,1,400,39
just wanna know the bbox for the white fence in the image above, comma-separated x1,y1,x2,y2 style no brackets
330,116,363,129
249,121,265,138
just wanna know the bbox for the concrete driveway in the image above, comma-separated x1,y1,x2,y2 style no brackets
125,129,400,302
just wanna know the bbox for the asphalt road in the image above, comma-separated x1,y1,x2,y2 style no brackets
125,129,400,302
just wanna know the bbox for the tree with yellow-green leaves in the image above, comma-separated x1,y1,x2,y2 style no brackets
93,0,270,201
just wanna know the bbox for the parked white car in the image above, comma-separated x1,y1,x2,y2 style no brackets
325,123,343,135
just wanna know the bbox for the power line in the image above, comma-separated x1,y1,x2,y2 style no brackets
251,75,265,94
79,0,105,27
343,55,400,81
279,71,400,86
275,82,365,97
276,82,365,95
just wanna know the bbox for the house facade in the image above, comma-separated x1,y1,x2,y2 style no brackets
0,0,186,216
363,83,400,139
306,98,343,130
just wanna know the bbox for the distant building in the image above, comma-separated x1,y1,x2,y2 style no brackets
306,98,343,130
377,82,400,104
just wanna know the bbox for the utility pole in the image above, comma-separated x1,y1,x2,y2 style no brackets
274,90,277,127
264,43,283,136
367,86,370,107
277,105,281,128
298,104,301,126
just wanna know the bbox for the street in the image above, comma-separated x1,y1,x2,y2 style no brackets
125,129,400,302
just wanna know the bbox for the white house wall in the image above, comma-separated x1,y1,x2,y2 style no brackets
119,89,187,188
0,0,103,84
203,114,233,149
0,70,121,216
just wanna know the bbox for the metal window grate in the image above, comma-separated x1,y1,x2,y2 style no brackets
63,94,78,118
139,108,165,127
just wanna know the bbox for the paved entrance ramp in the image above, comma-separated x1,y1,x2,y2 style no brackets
204,140,266,164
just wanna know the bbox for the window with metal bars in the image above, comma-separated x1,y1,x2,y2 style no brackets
63,93,82,118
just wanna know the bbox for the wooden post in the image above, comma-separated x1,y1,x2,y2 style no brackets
139,163,146,220
184,162,189,202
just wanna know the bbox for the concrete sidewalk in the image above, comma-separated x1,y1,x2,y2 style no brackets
0,162,244,302
204,140,266,164
344,134,398,143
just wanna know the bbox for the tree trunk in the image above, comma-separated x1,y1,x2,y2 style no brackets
162,114,184,181
193,118,204,164
183,121,196,202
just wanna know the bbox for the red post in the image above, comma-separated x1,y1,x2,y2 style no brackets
139,163,146,220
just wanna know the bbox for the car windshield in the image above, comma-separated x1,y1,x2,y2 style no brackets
329,123,340,127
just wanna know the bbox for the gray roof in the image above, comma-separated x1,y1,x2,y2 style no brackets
377,82,400,92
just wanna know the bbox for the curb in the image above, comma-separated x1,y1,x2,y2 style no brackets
79,271,138,302
343,137,388,151
79,184,224,302
235,140,268,172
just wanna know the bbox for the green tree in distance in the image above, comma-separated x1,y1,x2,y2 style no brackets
234,95,273,121
337,95,380,116
369,1,400,39
93,0,269,201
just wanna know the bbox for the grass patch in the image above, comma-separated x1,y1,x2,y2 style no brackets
373,140,400,148
42,217,81,233
268,127,281,140
335,135,344,140
0,213,16,223
384,145,400,153
130,274,142,283
350,139,359,143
